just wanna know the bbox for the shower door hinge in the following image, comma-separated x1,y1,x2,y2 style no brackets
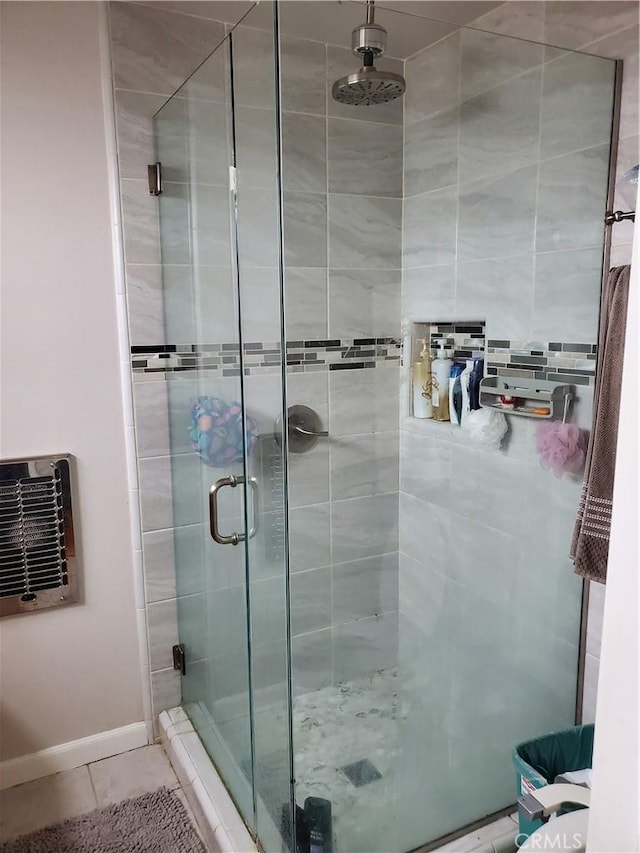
172,643,186,676
147,162,163,196
229,165,237,194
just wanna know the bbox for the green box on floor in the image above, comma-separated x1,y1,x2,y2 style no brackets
512,723,594,843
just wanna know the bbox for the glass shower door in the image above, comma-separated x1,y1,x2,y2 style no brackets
153,10,294,848
154,35,256,828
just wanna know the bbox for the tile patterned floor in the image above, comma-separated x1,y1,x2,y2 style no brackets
0,745,203,847
0,739,516,852
218,669,519,853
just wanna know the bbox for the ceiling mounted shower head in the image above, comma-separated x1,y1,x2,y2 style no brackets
331,0,406,106
332,65,406,106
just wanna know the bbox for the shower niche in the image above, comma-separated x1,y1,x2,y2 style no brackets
409,320,486,423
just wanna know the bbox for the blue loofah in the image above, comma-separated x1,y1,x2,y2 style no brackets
189,397,258,467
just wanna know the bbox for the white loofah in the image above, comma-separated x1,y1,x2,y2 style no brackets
462,407,508,448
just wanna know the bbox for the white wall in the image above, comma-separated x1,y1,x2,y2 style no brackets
0,1,143,761
587,204,639,852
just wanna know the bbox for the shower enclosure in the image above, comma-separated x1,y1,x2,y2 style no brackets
152,2,617,850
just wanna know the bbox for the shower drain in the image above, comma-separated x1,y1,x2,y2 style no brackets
340,758,383,787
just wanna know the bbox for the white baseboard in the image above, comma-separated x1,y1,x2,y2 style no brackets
0,721,149,790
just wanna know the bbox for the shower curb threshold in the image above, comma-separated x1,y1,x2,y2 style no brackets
159,708,257,853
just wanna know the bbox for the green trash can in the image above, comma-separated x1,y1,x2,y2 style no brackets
513,724,594,844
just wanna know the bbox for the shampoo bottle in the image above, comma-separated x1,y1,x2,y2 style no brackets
412,339,433,419
432,340,452,422
469,358,484,410
449,364,464,426
304,797,333,853
459,359,474,426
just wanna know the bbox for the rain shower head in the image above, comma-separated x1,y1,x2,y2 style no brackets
331,0,406,106
332,64,406,105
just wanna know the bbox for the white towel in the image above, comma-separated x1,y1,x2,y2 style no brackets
554,768,593,789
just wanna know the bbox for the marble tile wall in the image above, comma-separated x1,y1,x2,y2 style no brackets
111,1,405,722
470,0,639,725
471,0,639,269
278,28,404,688
109,1,240,721
110,2,228,345
400,2,637,746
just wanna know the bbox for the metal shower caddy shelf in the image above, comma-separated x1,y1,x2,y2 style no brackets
479,376,574,420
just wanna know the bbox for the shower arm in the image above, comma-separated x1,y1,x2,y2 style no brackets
361,0,380,66
366,0,375,24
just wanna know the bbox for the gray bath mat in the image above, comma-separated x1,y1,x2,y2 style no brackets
0,787,205,853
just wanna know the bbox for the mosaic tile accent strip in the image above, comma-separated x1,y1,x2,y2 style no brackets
130,337,597,386
130,338,402,377
486,339,597,386
426,321,486,363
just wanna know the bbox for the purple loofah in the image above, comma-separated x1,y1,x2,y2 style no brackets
535,421,587,478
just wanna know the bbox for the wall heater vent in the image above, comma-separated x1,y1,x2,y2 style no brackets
0,455,79,617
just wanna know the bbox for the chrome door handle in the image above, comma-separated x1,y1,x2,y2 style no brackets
209,476,241,546
209,475,258,546
246,477,258,539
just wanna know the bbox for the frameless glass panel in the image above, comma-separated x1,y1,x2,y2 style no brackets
278,3,618,851
231,5,295,851
277,4,404,851
154,37,256,829
397,28,615,851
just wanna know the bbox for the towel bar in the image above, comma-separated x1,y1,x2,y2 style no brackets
604,209,635,224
